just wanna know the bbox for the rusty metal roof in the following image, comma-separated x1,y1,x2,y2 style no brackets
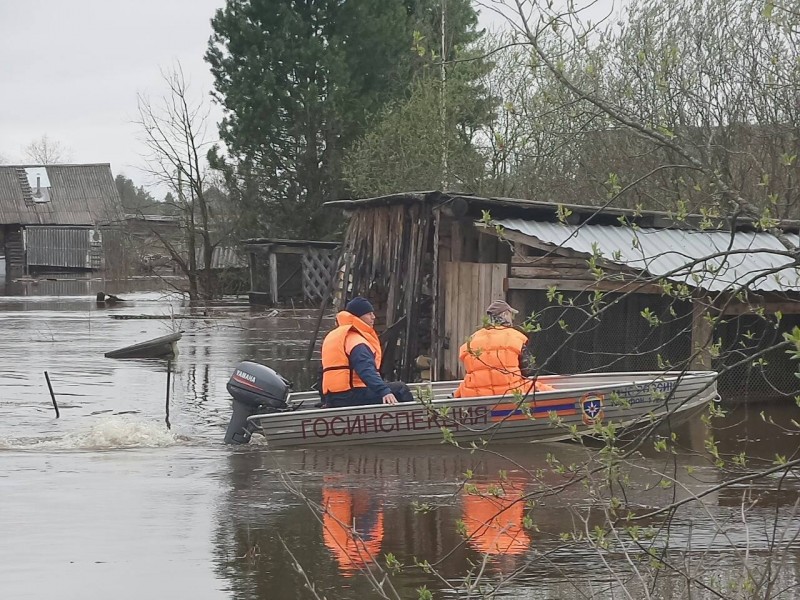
0,164,124,226
496,218,800,293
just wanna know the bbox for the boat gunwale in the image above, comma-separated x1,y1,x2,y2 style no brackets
247,370,718,426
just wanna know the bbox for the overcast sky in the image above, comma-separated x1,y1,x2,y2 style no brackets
0,0,226,195
0,1,617,198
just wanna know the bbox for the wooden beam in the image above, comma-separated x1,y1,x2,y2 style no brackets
268,245,307,255
269,251,278,305
512,256,585,267
691,298,715,370
505,277,664,295
512,245,532,260
245,244,273,254
482,226,626,271
432,210,442,380
721,301,800,315
248,251,257,294
511,254,640,277
510,266,596,279
485,227,571,255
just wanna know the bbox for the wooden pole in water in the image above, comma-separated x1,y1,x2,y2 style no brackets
44,371,60,418
165,360,172,430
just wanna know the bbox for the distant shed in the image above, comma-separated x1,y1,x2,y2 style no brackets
326,191,800,399
243,238,339,306
0,163,124,275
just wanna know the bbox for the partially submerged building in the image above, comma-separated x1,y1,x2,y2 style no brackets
0,164,124,276
326,191,800,399
244,238,339,306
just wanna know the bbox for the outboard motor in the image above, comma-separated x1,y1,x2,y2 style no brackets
224,361,291,444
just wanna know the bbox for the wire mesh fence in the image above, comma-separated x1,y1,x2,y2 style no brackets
516,290,800,403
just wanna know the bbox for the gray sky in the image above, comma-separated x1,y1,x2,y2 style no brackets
0,0,225,195
0,1,617,198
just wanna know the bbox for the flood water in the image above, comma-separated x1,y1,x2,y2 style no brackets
2,278,800,599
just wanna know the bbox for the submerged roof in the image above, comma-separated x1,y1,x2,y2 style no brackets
496,218,800,293
0,163,124,226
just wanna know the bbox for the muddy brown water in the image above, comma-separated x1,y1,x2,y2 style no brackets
1,279,799,599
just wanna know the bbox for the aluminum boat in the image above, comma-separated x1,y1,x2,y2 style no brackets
223,362,719,448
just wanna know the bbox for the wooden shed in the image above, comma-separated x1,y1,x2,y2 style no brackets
326,191,800,399
243,238,339,306
0,164,124,276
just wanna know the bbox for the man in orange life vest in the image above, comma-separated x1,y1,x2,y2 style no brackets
454,299,553,398
321,296,413,408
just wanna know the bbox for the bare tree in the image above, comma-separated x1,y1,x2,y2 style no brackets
135,63,227,304
475,0,800,238
22,134,72,164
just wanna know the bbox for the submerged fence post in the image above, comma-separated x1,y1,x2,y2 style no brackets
165,360,172,430
44,371,60,418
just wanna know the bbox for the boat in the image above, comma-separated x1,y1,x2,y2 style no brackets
104,332,182,359
223,361,719,447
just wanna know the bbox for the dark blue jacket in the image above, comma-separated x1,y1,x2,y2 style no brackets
349,343,391,398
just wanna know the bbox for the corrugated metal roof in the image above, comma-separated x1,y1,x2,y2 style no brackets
0,164,124,226
196,246,247,270
496,218,800,292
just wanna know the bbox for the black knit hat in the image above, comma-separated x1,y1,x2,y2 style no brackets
345,296,375,317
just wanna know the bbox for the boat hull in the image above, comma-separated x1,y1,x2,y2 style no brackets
244,371,719,448
104,332,182,359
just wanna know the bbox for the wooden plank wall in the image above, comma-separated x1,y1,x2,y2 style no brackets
339,203,434,381
4,227,24,273
441,261,507,379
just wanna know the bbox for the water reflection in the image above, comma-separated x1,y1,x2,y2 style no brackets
213,433,800,599
462,478,531,559
714,402,800,460
0,274,184,298
322,478,385,577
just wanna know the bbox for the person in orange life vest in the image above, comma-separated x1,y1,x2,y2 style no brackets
453,299,554,398
322,484,385,577
321,296,414,408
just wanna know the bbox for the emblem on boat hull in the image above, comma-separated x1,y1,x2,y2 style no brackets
581,393,604,425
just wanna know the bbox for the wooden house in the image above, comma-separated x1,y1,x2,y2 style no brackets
326,191,800,399
0,164,124,276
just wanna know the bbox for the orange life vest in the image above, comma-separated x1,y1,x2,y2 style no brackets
453,326,536,398
462,480,530,556
322,487,385,577
321,311,383,394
